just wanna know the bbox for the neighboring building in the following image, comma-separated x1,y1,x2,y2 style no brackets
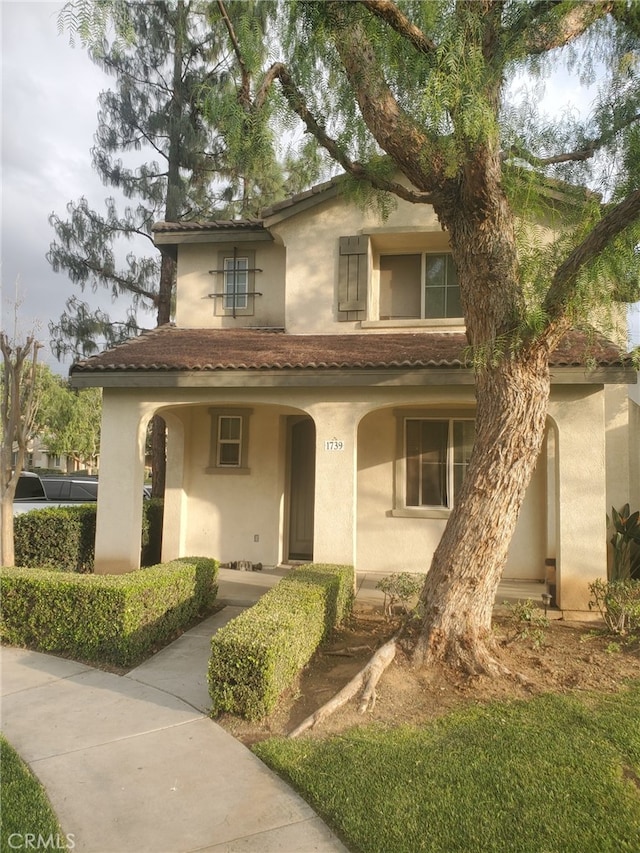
11,438,91,475
70,178,639,615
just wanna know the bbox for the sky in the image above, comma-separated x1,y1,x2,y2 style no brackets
1,1,639,379
1,0,133,375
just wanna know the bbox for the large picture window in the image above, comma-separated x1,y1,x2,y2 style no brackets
379,253,461,320
404,418,474,508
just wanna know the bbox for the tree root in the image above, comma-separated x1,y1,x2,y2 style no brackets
323,644,373,657
288,633,399,738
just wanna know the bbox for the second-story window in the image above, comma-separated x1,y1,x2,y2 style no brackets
209,249,259,317
379,252,461,320
223,257,249,310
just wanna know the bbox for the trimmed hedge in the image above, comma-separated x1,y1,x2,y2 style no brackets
13,500,164,572
14,505,97,572
208,563,354,720
0,557,218,667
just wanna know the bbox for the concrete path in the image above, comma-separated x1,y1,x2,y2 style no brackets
1,568,349,853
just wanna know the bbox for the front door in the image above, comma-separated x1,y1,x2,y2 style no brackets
287,417,315,560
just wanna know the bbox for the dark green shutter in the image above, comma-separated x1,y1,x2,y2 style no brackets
338,235,368,320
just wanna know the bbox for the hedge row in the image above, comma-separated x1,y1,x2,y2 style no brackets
208,563,354,721
13,499,164,572
0,557,218,667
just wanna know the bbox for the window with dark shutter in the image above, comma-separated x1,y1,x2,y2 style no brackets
338,235,369,320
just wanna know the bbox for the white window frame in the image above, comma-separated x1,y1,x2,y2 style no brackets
422,253,461,320
223,256,249,310
392,411,475,518
207,407,253,474
213,249,256,317
374,251,462,324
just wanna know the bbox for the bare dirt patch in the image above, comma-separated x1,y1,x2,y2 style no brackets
216,604,640,746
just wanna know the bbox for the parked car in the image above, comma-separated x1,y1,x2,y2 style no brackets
13,471,93,515
40,476,98,502
13,472,152,515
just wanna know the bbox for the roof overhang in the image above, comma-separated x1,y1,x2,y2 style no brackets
69,364,636,391
153,223,272,259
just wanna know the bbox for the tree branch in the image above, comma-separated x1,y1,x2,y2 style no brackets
215,0,439,204
79,258,158,303
358,0,437,54
506,113,640,167
543,189,640,322
517,0,613,55
324,3,447,196
216,0,251,108
267,63,435,205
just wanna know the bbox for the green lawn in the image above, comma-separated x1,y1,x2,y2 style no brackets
254,682,640,853
0,736,70,853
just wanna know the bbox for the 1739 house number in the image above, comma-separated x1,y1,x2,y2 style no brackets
324,439,345,451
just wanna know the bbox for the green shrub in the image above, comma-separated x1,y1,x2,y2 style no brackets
589,578,640,634
0,557,218,667
375,572,423,618
608,504,640,581
14,505,96,572
208,563,353,721
501,599,550,648
12,500,164,572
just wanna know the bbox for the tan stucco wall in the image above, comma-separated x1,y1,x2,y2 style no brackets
95,379,614,613
629,378,640,510
605,384,634,513
270,193,455,335
175,241,286,329
356,406,547,579
94,390,155,573
548,387,607,612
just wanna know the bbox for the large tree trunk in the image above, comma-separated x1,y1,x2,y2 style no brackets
412,133,558,674
150,246,174,498
413,345,551,674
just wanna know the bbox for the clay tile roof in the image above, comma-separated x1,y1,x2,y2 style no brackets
152,219,263,233
259,177,342,218
69,326,630,375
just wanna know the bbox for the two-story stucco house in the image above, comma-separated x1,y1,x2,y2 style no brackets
70,177,639,615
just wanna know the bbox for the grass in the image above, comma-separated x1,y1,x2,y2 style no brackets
254,681,640,853
0,735,70,853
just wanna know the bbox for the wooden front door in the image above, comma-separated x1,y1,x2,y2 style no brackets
287,417,315,560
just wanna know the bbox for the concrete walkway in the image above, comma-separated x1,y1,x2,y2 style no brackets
1,568,350,853
1,567,546,852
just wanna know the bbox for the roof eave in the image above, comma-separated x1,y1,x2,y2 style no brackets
69,364,636,390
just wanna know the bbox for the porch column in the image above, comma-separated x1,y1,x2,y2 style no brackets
549,388,607,614
94,390,149,574
306,401,366,567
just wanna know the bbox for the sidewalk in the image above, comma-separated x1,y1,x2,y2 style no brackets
0,568,350,853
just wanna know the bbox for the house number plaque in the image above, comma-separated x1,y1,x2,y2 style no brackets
324,439,345,451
